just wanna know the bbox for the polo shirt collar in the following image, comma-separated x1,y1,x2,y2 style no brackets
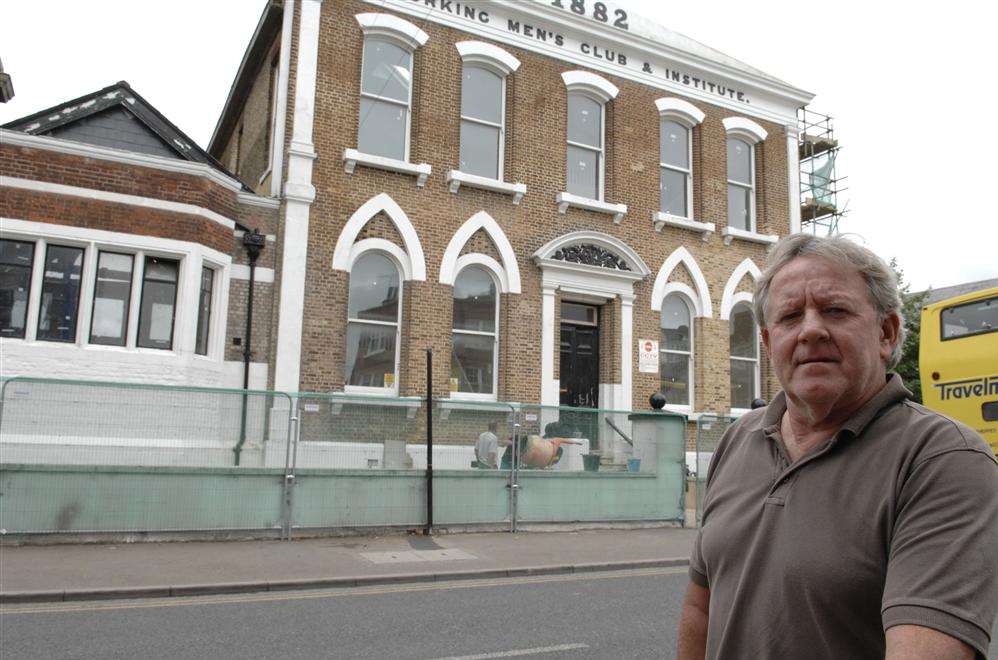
762,373,912,440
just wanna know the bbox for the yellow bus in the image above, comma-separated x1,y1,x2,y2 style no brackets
919,286,998,455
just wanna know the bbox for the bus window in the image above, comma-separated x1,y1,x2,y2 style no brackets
941,296,996,340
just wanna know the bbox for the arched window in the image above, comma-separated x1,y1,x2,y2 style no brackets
660,294,694,408
566,92,604,200
660,120,691,218
358,37,413,161
345,252,401,391
459,65,504,180
451,266,498,396
729,301,759,409
726,137,754,231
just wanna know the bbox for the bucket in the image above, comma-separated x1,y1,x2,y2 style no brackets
583,454,601,472
627,458,641,473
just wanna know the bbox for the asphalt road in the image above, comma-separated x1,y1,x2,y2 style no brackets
2,568,994,659
1,568,688,660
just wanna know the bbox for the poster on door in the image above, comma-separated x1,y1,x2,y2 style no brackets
638,339,659,374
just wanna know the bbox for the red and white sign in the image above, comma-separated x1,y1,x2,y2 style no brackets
638,339,659,374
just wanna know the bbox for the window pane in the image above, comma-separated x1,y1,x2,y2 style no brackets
661,296,691,352
453,267,496,333
661,352,690,406
567,145,598,199
358,97,407,160
561,302,597,325
0,239,34,339
727,184,751,231
730,359,757,409
660,120,689,169
727,137,752,184
661,168,688,217
941,296,997,339
729,302,757,358
37,244,84,343
461,66,502,124
361,38,411,103
195,267,214,356
451,333,495,394
459,120,500,179
345,323,397,388
567,93,601,148
90,251,133,346
137,257,178,350
348,253,400,323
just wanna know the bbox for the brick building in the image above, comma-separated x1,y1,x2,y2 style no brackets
2,1,815,449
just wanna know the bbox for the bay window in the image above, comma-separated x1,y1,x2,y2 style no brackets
0,239,35,338
137,257,178,350
36,244,84,343
89,251,133,346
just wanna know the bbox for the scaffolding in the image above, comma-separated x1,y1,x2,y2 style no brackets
798,107,846,235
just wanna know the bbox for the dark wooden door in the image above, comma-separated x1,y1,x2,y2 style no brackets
560,323,599,408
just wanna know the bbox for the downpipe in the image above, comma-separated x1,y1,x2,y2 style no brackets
234,229,266,466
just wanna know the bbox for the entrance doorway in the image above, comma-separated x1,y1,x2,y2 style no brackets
560,302,599,408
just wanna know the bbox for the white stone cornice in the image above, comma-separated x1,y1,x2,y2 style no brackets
355,12,428,49
655,98,705,126
456,41,521,75
562,70,619,102
0,129,244,194
0,176,236,231
723,117,768,144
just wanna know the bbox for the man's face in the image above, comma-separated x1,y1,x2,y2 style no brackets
761,256,899,415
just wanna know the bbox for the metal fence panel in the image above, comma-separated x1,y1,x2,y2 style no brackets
693,414,735,524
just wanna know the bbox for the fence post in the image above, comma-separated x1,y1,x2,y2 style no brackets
425,349,433,535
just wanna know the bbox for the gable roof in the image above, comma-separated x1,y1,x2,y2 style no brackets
2,81,252,191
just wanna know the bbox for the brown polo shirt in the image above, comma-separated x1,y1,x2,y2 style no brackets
690,374,998,659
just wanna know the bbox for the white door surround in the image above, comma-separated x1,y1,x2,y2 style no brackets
533,231,650,413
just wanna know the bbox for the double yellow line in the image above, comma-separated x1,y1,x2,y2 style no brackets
1,566,686,616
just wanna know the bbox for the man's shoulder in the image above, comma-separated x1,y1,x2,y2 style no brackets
886,399,996,465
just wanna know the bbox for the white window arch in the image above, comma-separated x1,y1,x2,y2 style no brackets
723,117,767,233
345,250,403,393
656,99,704,220
562,71,618,202
729,300,759,411
451,265,499,398
355,13,428,162
660,293,694,410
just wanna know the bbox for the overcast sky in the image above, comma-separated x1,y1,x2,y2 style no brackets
2,0,995,291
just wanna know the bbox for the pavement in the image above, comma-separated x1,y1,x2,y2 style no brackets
0,527,697,604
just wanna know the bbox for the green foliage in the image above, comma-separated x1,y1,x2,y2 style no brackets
891,258,928,402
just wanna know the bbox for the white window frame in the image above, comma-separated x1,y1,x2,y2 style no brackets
344,250,404,397
566,91,606,202
450,265,500,401
358,36,415,163
0,220,229,360
729,301,760,415
459,63,507,182
660,120,693,220
726,136,756,233
660,293,694,414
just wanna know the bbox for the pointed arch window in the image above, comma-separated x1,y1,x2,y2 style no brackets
729,301,759,410
451,266,499,397
661,294,694,408
345,252,402,392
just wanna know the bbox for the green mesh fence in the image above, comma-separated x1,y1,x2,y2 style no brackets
0,377,295,534
694,414,735,524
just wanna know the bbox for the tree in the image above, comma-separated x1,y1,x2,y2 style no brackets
891,258,928,403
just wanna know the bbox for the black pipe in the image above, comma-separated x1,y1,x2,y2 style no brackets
234,229,266,465
425,349,433,535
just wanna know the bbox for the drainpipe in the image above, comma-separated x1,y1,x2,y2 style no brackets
235,229,267,465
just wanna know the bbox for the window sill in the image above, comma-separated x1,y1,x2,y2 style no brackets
721,226,778,246
342,149,431,187
555,192,627,224
653,213,715,241
446,170,526,204
330,391,420,418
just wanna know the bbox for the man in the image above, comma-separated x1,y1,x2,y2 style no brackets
678,234,997,659
475,422,501,469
